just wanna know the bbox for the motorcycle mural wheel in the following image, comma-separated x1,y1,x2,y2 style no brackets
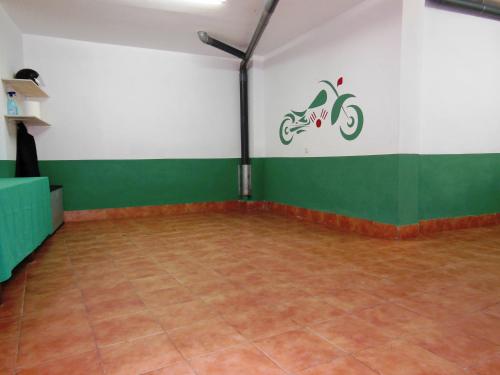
330,93,364,142
340,104,364,141
279,115,295,145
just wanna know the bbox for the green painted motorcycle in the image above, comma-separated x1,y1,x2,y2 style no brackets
279,78,364,145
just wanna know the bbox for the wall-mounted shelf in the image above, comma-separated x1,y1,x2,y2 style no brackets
2,79,48,98
4,115,50,127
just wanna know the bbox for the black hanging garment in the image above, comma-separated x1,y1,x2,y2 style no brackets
15,122,41,177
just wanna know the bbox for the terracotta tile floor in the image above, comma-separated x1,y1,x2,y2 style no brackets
1,211,500,374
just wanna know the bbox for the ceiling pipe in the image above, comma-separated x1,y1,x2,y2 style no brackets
196,31,246,59
431,0,500,17
198,0,280,198
243,0,280,64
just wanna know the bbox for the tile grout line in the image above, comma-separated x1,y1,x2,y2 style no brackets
68,237,106,375
251,341,294,374
13,267,28,375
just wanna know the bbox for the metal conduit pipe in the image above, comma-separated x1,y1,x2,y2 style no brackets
432,0,500,17
197,31,246,59
198,0,280,198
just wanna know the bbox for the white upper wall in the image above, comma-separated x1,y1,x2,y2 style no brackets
420,5,500,154
0,3,23,160
248,62,267,158
23,35,242,160
259,0,403,157
398,0,425,154
5,0,500,162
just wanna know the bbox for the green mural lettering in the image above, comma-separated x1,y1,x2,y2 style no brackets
279,78,364,145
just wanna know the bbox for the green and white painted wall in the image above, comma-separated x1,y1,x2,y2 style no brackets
0,4,23,177
417,3,500,222
251,0,407,224
251,0,500,225
1,0,498,225
19,35,243,210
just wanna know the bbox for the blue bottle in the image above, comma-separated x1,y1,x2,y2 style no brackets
7,91,19,115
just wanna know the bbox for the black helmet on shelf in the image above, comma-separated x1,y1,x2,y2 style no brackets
15,69,42,86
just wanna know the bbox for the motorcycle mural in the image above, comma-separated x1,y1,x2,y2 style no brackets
279,77,364,145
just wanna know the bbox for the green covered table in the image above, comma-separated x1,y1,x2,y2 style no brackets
0,177,53,282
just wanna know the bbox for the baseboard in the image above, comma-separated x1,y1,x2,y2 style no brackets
419,213,500,234
254,202,499,239
64,201,242,222
246,201,419,239
64,201,499,239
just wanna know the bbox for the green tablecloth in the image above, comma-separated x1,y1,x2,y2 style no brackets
0,177,53,282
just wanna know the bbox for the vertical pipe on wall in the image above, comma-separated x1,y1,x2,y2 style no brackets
239,65,249,165
198,0,280,198
237,0,280,197
239,64,251,196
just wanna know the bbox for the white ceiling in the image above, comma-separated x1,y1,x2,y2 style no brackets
0,0,365,58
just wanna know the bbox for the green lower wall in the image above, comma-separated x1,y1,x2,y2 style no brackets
259,155,401,225
20,154,498,224
257,153,500,225
419,154,500,221
39,159,239,211
397,155,420,225
0,160,15,178
250,158,267,201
